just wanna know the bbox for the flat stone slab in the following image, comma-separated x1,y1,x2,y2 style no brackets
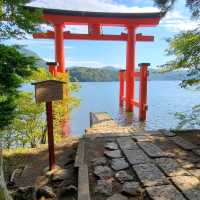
107,193,128,200
132,163,169,187
176,159,196,169
193,149,200,156
158,129,176,137
104,150,122,158
117,137,138,150
123,149,151,165
111,158,129,171
170,136,198,150
132,135,152,142
137,142,169,158
156,158,191,177
171,176,200,200
105,142,119,150
146,185,186,200
188,169,200,179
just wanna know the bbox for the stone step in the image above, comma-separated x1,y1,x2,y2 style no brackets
137,142,170,158
170,136,198,151
117,137,138,150
146,185,186,200
123,148,151,165
155,158,191,177
132,163,170,187
171,176,200,200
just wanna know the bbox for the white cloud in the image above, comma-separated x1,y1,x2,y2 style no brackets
160,10,199,32
27,0,198,32
27,0,159,13
4,39,73,49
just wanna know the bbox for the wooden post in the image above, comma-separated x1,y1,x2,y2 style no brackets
119,70,125,106
139,63,149,121
125,26,136,112
46,102,56,170
54,23,65,73
47,62,58,77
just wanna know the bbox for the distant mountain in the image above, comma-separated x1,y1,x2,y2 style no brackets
69,66,118,82
102,66,118,71
148,69,187,81
18,47,47,68
19,48,187,82
69,66,187,82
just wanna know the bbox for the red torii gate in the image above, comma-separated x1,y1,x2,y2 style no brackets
28,7,163,120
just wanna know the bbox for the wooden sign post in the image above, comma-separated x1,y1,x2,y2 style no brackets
32,80,65,170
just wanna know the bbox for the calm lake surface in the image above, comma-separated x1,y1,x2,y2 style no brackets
70,81,200,136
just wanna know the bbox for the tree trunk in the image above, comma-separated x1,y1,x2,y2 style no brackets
0,149,13,200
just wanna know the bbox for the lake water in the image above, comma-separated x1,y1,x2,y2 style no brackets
70,81,200,136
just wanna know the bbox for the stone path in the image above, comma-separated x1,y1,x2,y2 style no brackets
76,112,200,200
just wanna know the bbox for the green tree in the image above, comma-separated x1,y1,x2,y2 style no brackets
154,0,200,18
160,28,200,87
13,92,46,148
154,0,200,129
0,1,41,198
0,0,42,39
0,44,37,130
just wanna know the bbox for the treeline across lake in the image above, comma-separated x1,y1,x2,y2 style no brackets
69,66,187,82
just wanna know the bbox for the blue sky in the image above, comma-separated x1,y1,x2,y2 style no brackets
5,0,198,69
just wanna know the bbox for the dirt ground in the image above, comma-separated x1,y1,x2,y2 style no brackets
3,137,78,188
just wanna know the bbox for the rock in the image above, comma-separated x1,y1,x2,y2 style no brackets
92,157,107,166
52,168,74,182
36,186,56,199
104,150,122,158
111,158,129,171
122,182,142,196
35,176,49,188
107,193,128,200
43,165,62,177
59,185,77,197
94,166,112,179
105,142,119,150
12,186,35,200
95,179,112,196
115,171,133,183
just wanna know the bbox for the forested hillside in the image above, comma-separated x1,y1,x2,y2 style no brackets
69,67,187,82
69,66,119,82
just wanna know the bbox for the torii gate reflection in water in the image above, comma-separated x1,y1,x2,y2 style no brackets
29,7,163,120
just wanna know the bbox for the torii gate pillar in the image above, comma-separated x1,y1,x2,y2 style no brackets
126,26,136,112
54,23,65,73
